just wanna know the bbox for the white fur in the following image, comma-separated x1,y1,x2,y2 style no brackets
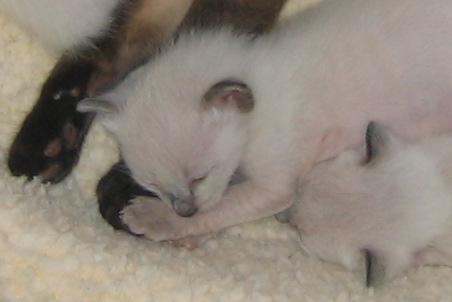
289,129,452,284
84,0,452,241
0,0,119,52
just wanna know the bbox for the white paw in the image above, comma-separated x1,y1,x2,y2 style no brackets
121,197,187,241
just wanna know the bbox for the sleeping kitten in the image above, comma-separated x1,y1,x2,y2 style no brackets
1,0,287,231
78,0,452,241
287,122,452,287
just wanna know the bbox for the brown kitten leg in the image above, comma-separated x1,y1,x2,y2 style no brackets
7,53,96,182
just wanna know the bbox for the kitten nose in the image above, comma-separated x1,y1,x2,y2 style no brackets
171,195,198,217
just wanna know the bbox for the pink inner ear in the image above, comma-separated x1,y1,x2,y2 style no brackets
225,90,246,108
203,80,254,113
218,89,253,113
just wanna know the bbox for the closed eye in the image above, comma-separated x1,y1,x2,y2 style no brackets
189,175,207,192
189,165,216,191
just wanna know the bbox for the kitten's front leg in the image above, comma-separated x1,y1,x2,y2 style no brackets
8,54,95,183
188,179,296,237
122,197,211,248
122,178,296,241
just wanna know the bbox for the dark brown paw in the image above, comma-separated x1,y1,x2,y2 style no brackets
7,54,96,183
8,90,94,183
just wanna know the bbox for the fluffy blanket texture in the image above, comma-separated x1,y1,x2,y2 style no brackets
1,0,452,301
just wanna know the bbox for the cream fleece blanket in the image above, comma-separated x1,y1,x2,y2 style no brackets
1,1,452,301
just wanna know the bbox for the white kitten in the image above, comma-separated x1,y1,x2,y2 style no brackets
78,0,452,241
288,122,452,286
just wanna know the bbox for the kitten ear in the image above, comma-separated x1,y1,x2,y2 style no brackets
365,121,399,164
77,95,122,132
77,98,118,115
202,79,254,113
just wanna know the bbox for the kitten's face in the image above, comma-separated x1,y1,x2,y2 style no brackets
117,97,250,217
